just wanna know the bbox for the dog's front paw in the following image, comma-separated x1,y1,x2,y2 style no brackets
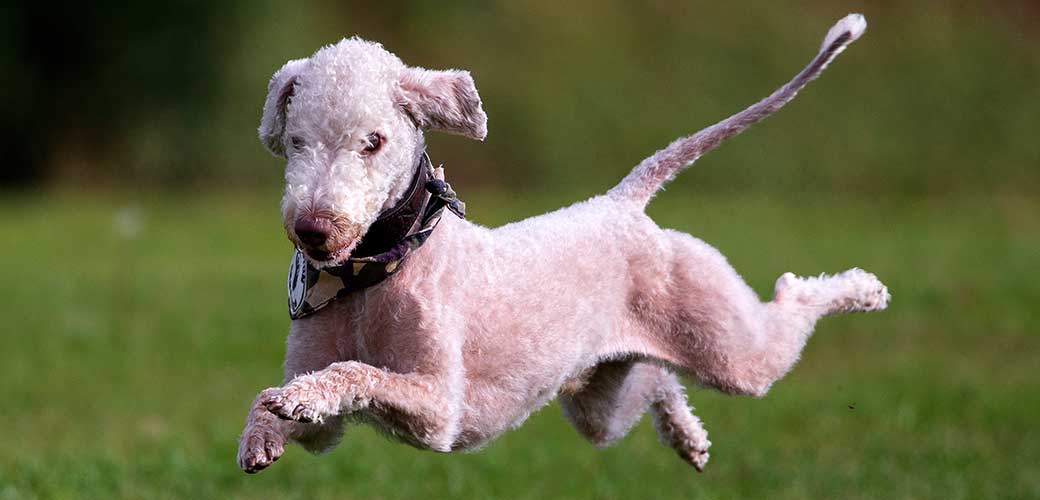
259,378,338,424
237,424,285,474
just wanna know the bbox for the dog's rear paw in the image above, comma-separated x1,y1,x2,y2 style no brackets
835,268,890,313
238,425,285,473
679,445,710,473
775,268,890,314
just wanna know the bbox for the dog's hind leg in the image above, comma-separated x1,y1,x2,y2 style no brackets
649,371,711,471
634,230,889,398
560,360,710,470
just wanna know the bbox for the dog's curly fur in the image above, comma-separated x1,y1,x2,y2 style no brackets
238,14,887,474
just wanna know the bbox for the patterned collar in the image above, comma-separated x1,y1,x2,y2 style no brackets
287,151,465,319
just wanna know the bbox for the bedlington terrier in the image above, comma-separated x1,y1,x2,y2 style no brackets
238,13,888,474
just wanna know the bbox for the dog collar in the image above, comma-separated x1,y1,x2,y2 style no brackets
287,152,465,319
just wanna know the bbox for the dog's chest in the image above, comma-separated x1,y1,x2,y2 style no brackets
329,289,439,373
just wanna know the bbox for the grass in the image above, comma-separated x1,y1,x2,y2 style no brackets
0,190,1037,499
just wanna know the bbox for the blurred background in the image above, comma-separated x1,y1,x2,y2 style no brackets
1,1,1037,498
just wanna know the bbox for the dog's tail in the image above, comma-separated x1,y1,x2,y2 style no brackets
608,14,867,207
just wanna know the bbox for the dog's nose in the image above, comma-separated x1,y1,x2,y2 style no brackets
295,217,333,247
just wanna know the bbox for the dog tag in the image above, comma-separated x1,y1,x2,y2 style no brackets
287,249,310,318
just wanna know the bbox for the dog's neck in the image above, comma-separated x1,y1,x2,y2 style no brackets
353,151,431,257
287,151,465,320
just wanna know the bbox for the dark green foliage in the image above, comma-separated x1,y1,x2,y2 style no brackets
2,2,1038,196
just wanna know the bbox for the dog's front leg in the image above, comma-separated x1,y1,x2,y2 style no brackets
260,361,459,451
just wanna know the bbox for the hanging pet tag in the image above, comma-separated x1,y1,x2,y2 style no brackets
287,249,310,318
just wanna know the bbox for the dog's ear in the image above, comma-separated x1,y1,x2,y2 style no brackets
259,58,308,157
396,67,487,140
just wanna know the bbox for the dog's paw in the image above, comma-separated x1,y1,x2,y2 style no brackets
679,443,711,473
237,425,285,474
259,379,338,424
775,268,890,314
679,424,711,472
834,268,890,313
663,420,711,472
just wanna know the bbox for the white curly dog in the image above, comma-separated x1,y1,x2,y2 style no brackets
238,14,888,473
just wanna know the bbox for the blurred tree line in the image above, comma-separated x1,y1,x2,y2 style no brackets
2,0,1037,196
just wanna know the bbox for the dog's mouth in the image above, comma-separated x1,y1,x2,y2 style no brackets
305,248,332,261
302,244,354,268
289,218,365,268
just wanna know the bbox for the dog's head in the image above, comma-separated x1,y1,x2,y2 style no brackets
259,38,486,267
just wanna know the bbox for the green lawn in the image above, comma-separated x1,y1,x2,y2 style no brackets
0,191,1037,499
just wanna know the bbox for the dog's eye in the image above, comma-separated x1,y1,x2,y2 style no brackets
362,133,382,155
290,136,305,151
